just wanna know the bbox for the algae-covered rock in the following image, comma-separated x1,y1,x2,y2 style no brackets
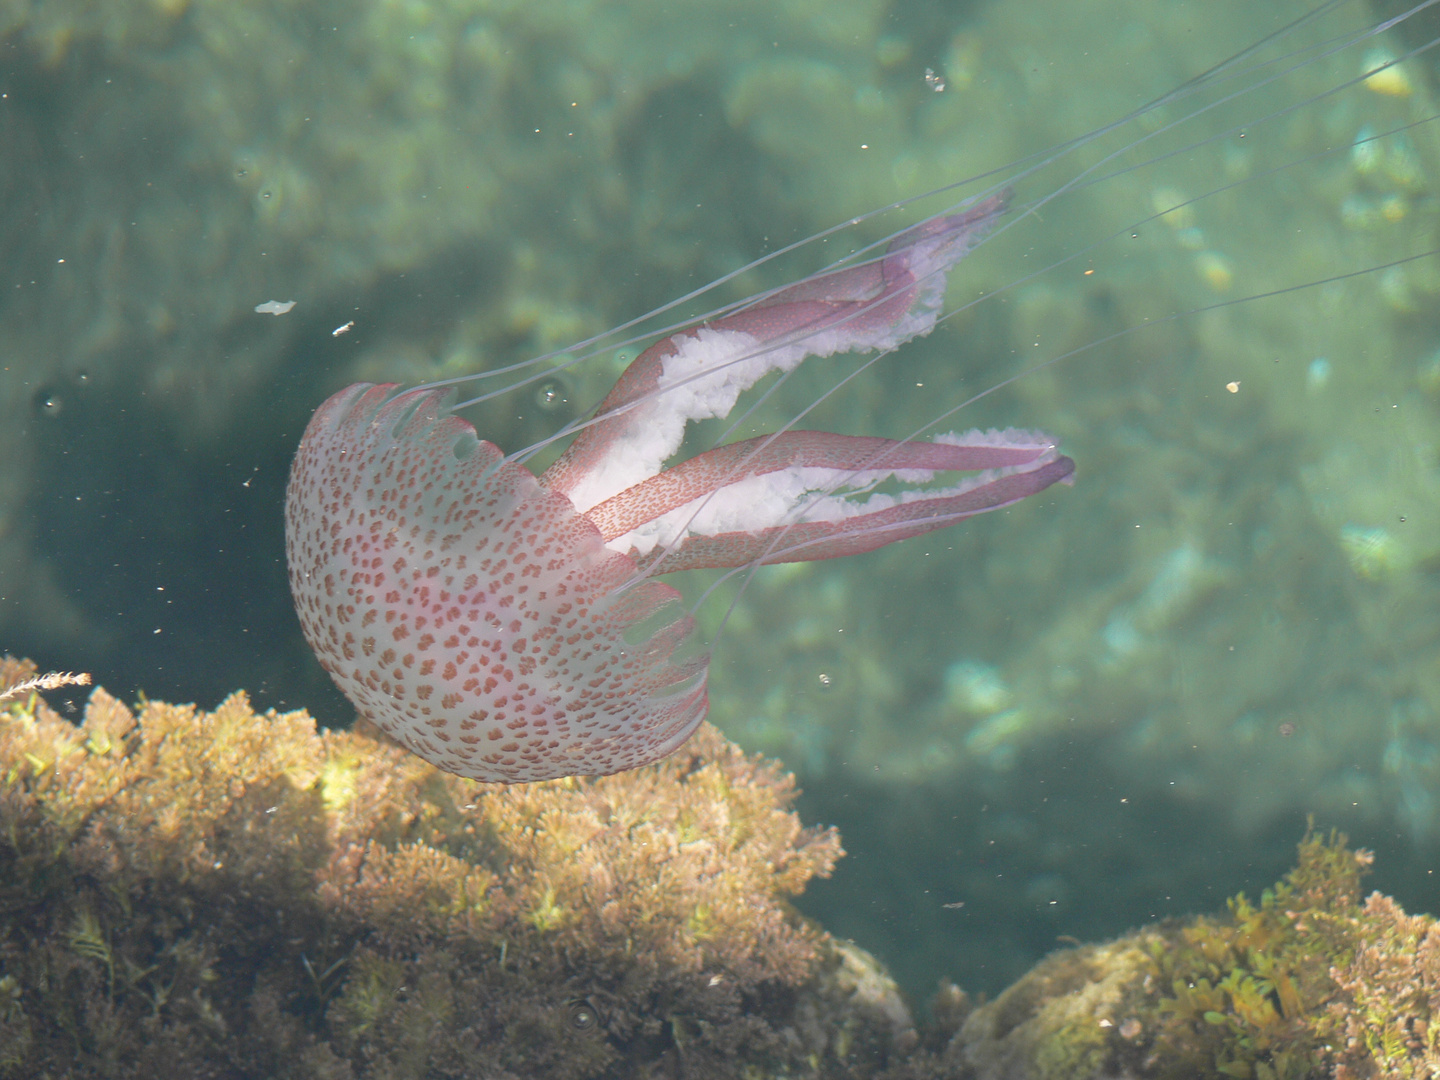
0,655,920,1079
921,829,1440,1080
9,650,1440,1079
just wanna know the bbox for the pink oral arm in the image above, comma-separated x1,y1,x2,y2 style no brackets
540,192,1011,498
585,429,1055,542
629,452,1075,573
712,189,1011,341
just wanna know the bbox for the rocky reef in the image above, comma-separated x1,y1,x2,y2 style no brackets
6,653,1440,1079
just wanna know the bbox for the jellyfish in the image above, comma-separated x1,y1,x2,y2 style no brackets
287,0,1440,783
286,195,1072,782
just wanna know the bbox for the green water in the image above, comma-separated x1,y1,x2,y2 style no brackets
1,0,1438,1002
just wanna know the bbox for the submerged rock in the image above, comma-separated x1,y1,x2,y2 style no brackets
909,831,1435,1080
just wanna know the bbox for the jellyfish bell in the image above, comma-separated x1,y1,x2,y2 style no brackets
287,0,1440,784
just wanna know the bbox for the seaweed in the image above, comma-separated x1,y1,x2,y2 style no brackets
8,652,1440,1079
0,655,919,1079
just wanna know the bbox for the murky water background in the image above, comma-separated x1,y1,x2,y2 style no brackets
2,0,1438,999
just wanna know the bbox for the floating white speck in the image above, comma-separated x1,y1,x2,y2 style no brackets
254,300,296,315
333,320,355,337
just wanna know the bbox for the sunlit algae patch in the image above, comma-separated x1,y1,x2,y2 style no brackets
2,653,1438,1079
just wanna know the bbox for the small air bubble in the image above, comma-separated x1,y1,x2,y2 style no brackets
534,377,569,411
33,387,63,418
567,1000,598,1030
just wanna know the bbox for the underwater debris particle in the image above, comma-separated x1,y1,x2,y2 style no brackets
254,299,296,315
0,669,90,705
